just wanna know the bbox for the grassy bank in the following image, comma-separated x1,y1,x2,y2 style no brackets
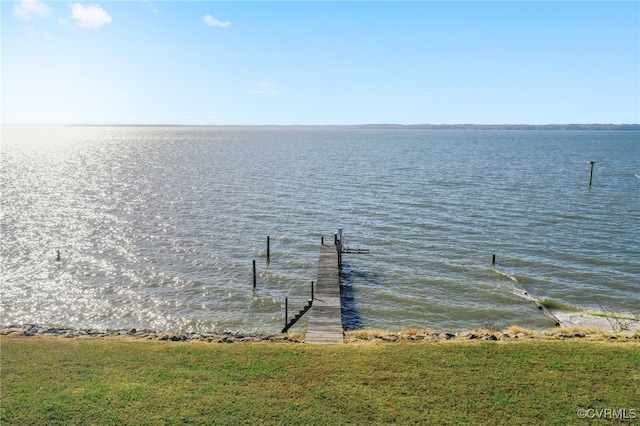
2,337,639,425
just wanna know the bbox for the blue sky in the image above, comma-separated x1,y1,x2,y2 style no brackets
2,1,639,125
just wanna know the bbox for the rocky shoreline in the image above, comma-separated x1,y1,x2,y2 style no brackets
347,329,640,342
2,324,639,343
0,324,299,343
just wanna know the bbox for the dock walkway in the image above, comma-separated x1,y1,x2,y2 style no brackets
305,243,344,344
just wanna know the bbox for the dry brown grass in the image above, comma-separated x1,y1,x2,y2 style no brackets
399,327,432,336
341,326,640,344
504,325,535,335
344,328,394,340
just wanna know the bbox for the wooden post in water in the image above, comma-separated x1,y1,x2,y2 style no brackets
253,260,257,289
311,281,314,300
589,161,596,186
267,236,270,262
492,254,496,265
285,297,288,328
336,228,343,269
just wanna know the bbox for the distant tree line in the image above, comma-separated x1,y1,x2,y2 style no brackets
353,123,640,131
95,123,640,130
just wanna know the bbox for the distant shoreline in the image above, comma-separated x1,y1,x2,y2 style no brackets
5,123,640,130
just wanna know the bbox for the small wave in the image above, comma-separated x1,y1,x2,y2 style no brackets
538,299,637,326
581,307,639,320
507,285,533,301
539,298,581,312
493,267,519,283
489,267,538,303
502,272,519,283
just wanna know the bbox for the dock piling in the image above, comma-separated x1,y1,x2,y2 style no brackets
267,236,270,262
253,260,256,289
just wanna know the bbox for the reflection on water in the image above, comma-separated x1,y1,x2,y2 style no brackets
2,126,639,333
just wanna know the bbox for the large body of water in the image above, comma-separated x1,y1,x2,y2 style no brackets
2,126,638,334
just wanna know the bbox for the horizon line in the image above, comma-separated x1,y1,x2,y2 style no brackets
3,123,639,128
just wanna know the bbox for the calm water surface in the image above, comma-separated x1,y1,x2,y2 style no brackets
2,126,639,333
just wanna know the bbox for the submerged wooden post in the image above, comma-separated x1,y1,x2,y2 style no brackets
253,260,256,289
267,236,270,262
589,161,596,186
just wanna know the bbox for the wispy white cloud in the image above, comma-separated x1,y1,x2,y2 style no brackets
13,0,51,20
70,3,112,28
203,14,230,28
252,81,281,97
140,0,159,14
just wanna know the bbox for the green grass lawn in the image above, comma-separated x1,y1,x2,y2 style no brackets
2,337,639,425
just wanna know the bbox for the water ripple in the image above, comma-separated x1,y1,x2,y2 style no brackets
2,126,638,333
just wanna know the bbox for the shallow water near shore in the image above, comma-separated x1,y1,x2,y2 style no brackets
2,126,639,334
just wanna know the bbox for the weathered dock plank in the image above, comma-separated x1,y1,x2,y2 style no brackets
305,243,344,344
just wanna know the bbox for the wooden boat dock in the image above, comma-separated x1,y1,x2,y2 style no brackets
304,242,344,344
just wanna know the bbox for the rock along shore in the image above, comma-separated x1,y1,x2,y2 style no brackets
0,324,300,343
2,324,639,344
